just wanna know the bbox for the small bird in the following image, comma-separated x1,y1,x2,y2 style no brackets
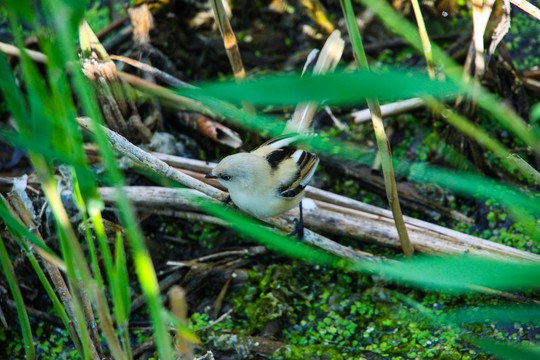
206,31,344,236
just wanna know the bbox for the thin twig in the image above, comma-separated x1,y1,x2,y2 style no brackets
77,116,227,201
118,71,227,120
510,0,540,21
0,41,48,63
96,14,130,40
109,54,195,88
352,97,425,123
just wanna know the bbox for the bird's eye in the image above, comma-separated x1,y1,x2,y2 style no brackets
219,174,231,181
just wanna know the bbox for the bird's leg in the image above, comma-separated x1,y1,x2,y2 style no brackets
289,201,305,238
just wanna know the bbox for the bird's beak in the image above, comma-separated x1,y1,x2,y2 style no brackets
205,172,217,179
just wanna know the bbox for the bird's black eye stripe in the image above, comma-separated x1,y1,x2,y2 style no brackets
219,174,231,181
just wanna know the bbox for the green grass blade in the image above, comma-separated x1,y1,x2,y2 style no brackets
364,255,540,292
1,0,35,22
445,306,540,324
0,235,36,360
114,232,133,360
0,196,57,255
408,164,539,238
471,337,540,360
194,195,341,266
44,1,176,354
0,50,29,127
181,70,462,105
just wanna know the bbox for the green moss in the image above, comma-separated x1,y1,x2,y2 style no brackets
506,10,540,69
0,322,78,359
85,1,126,33
190,259,540,359
274,344,350,360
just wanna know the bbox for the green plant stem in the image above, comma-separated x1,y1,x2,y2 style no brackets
340,0,414,256
410,0,435,79
47,1,176,356
0,235,36,360
3,191,86,355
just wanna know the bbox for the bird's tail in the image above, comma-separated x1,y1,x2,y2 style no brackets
284,30,345,134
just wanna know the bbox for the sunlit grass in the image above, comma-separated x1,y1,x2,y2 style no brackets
0,1,538,359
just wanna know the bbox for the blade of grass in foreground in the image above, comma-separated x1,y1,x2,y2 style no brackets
193,192,342,266
0,235,36,360
46,0,176,356
470,337,540,360
445,306,540,325
408,163,539,239
181,70,462,105
362,255,540,292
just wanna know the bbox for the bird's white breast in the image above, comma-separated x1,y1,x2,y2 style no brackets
230,188,302,218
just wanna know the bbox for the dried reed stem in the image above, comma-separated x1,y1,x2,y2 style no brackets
132,152,540,263
209,0,246,80
410,0,435,79
77,116,227,201
340,0,414,256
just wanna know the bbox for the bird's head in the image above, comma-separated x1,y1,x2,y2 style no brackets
205,153,269,192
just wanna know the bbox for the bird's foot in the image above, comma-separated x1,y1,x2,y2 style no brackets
288,217,304,239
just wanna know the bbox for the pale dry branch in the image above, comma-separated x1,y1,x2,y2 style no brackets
97,185,540,263
352,97,425,123
510,0,540,21
127,152,540,263
97,187,376,263
109,54,195,88
0,41,48,63
77,116,227,201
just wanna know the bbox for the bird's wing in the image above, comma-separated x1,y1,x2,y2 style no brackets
252,134,319,199
277,150,319,199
